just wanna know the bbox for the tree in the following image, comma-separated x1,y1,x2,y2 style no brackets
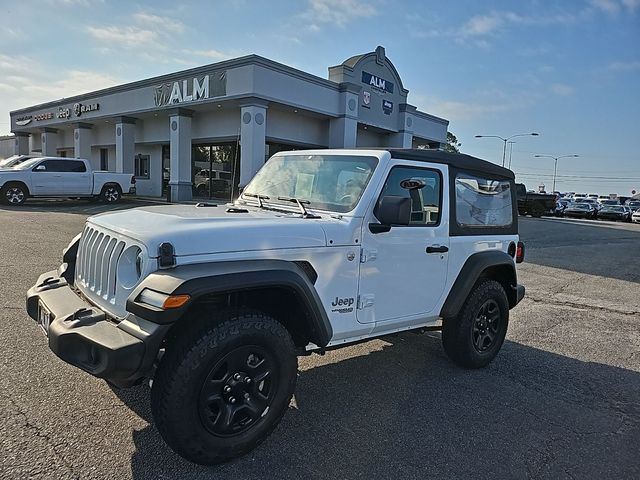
443,131,461,153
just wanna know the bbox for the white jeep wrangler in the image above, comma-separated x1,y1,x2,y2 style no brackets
27,149,525,464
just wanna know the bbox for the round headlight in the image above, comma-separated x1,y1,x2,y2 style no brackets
118,246,143,289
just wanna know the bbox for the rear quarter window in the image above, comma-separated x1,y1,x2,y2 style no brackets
455,174,513,227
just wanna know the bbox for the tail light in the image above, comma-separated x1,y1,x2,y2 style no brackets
131,175,136,185
516,241,525,263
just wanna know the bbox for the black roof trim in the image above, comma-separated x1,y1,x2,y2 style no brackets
388,149,514,179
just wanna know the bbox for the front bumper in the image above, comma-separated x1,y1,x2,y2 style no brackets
26,270,168,387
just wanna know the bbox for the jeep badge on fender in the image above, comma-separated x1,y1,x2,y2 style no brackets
26,148,525,465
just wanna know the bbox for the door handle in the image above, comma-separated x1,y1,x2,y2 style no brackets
426,245,449,254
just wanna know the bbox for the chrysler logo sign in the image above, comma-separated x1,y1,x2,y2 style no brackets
15,115,32,126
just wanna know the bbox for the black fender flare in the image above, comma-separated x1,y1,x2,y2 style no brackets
126,259,333,347
440,250,519,319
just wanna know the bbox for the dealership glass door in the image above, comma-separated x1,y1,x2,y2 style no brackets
192,143,239,202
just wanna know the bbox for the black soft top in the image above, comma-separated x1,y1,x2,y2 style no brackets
387,149,515,180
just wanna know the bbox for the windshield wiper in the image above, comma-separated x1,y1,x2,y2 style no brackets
243,193,270,208
277,196,321,219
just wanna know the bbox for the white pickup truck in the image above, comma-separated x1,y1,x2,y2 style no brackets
0,157,136,205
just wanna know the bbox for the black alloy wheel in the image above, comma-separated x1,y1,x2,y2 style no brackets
471,299,501,353
151,310,297,465
199,345,277,437
442,279,509,369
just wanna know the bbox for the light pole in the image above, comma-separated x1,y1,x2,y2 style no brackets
475,132,539,167
507,141,516,170
533,154,579,193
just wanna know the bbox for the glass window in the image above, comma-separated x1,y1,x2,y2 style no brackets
243,154,377,213
38,159,87,172
65,160,87,172
455,174,513,227
377,166,441,225
100,149,109,171
134,155,150,179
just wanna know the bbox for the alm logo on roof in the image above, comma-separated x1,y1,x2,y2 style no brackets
15,115,32,126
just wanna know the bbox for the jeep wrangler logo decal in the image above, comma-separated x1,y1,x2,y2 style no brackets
331,297,354,313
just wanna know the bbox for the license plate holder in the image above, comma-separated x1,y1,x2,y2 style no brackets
38,301,52,335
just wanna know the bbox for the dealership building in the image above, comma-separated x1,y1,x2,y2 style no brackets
8,46,448,201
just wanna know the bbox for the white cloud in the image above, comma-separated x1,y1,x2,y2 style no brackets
589,0,640,13
550,83,574,95
0,53,119,133
182,49,234,60
133,12,184,33
86,26,158,47
301,0,377,28
607,60,640,71
590,0,622,14
463,13,504,36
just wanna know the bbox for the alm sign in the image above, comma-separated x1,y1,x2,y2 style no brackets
154,76,210,107
361,71,394,94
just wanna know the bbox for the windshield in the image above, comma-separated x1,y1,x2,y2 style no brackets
0,155,20,167
573,204,590,210
12,158,43,170
602,206,623,212
242,154,378,213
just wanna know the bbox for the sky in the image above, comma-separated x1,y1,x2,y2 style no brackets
0,0,638,195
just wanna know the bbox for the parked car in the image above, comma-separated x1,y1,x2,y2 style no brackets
597,205,632,222
0,157,136,205
632,209,640,224
564,203,597,219
194,169,232,198
26,148,525,465
599,199,620,207
625,200,640,210
0,154,36,169
555,199,571,217
515,183,557,217
578,198,602,212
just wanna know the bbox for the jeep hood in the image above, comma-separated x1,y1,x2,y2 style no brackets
88,204,329,256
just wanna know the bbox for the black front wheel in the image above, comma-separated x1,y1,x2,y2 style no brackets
442,279,509,369
151,310,297,465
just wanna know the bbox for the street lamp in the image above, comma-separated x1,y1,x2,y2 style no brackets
507,141,516,170
533,154,579,193
475,132,539,167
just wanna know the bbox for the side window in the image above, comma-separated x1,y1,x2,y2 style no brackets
378,166,441,225
65,160,87,172
37,160,65,172
455,174,513,227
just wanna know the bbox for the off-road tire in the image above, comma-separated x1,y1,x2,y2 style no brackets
151,309,298,465
100,184,122,203
442,279,509,369
0,183,28,206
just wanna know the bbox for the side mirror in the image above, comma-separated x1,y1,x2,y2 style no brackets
370,196,411,233
34,164,46,172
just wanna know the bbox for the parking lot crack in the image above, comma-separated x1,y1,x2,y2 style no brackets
524,294,640,317
0,391,81,480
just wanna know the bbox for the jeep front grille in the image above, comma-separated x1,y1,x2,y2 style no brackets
76,225,126,302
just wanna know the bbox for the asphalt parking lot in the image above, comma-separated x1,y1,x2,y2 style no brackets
0,202,638,480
